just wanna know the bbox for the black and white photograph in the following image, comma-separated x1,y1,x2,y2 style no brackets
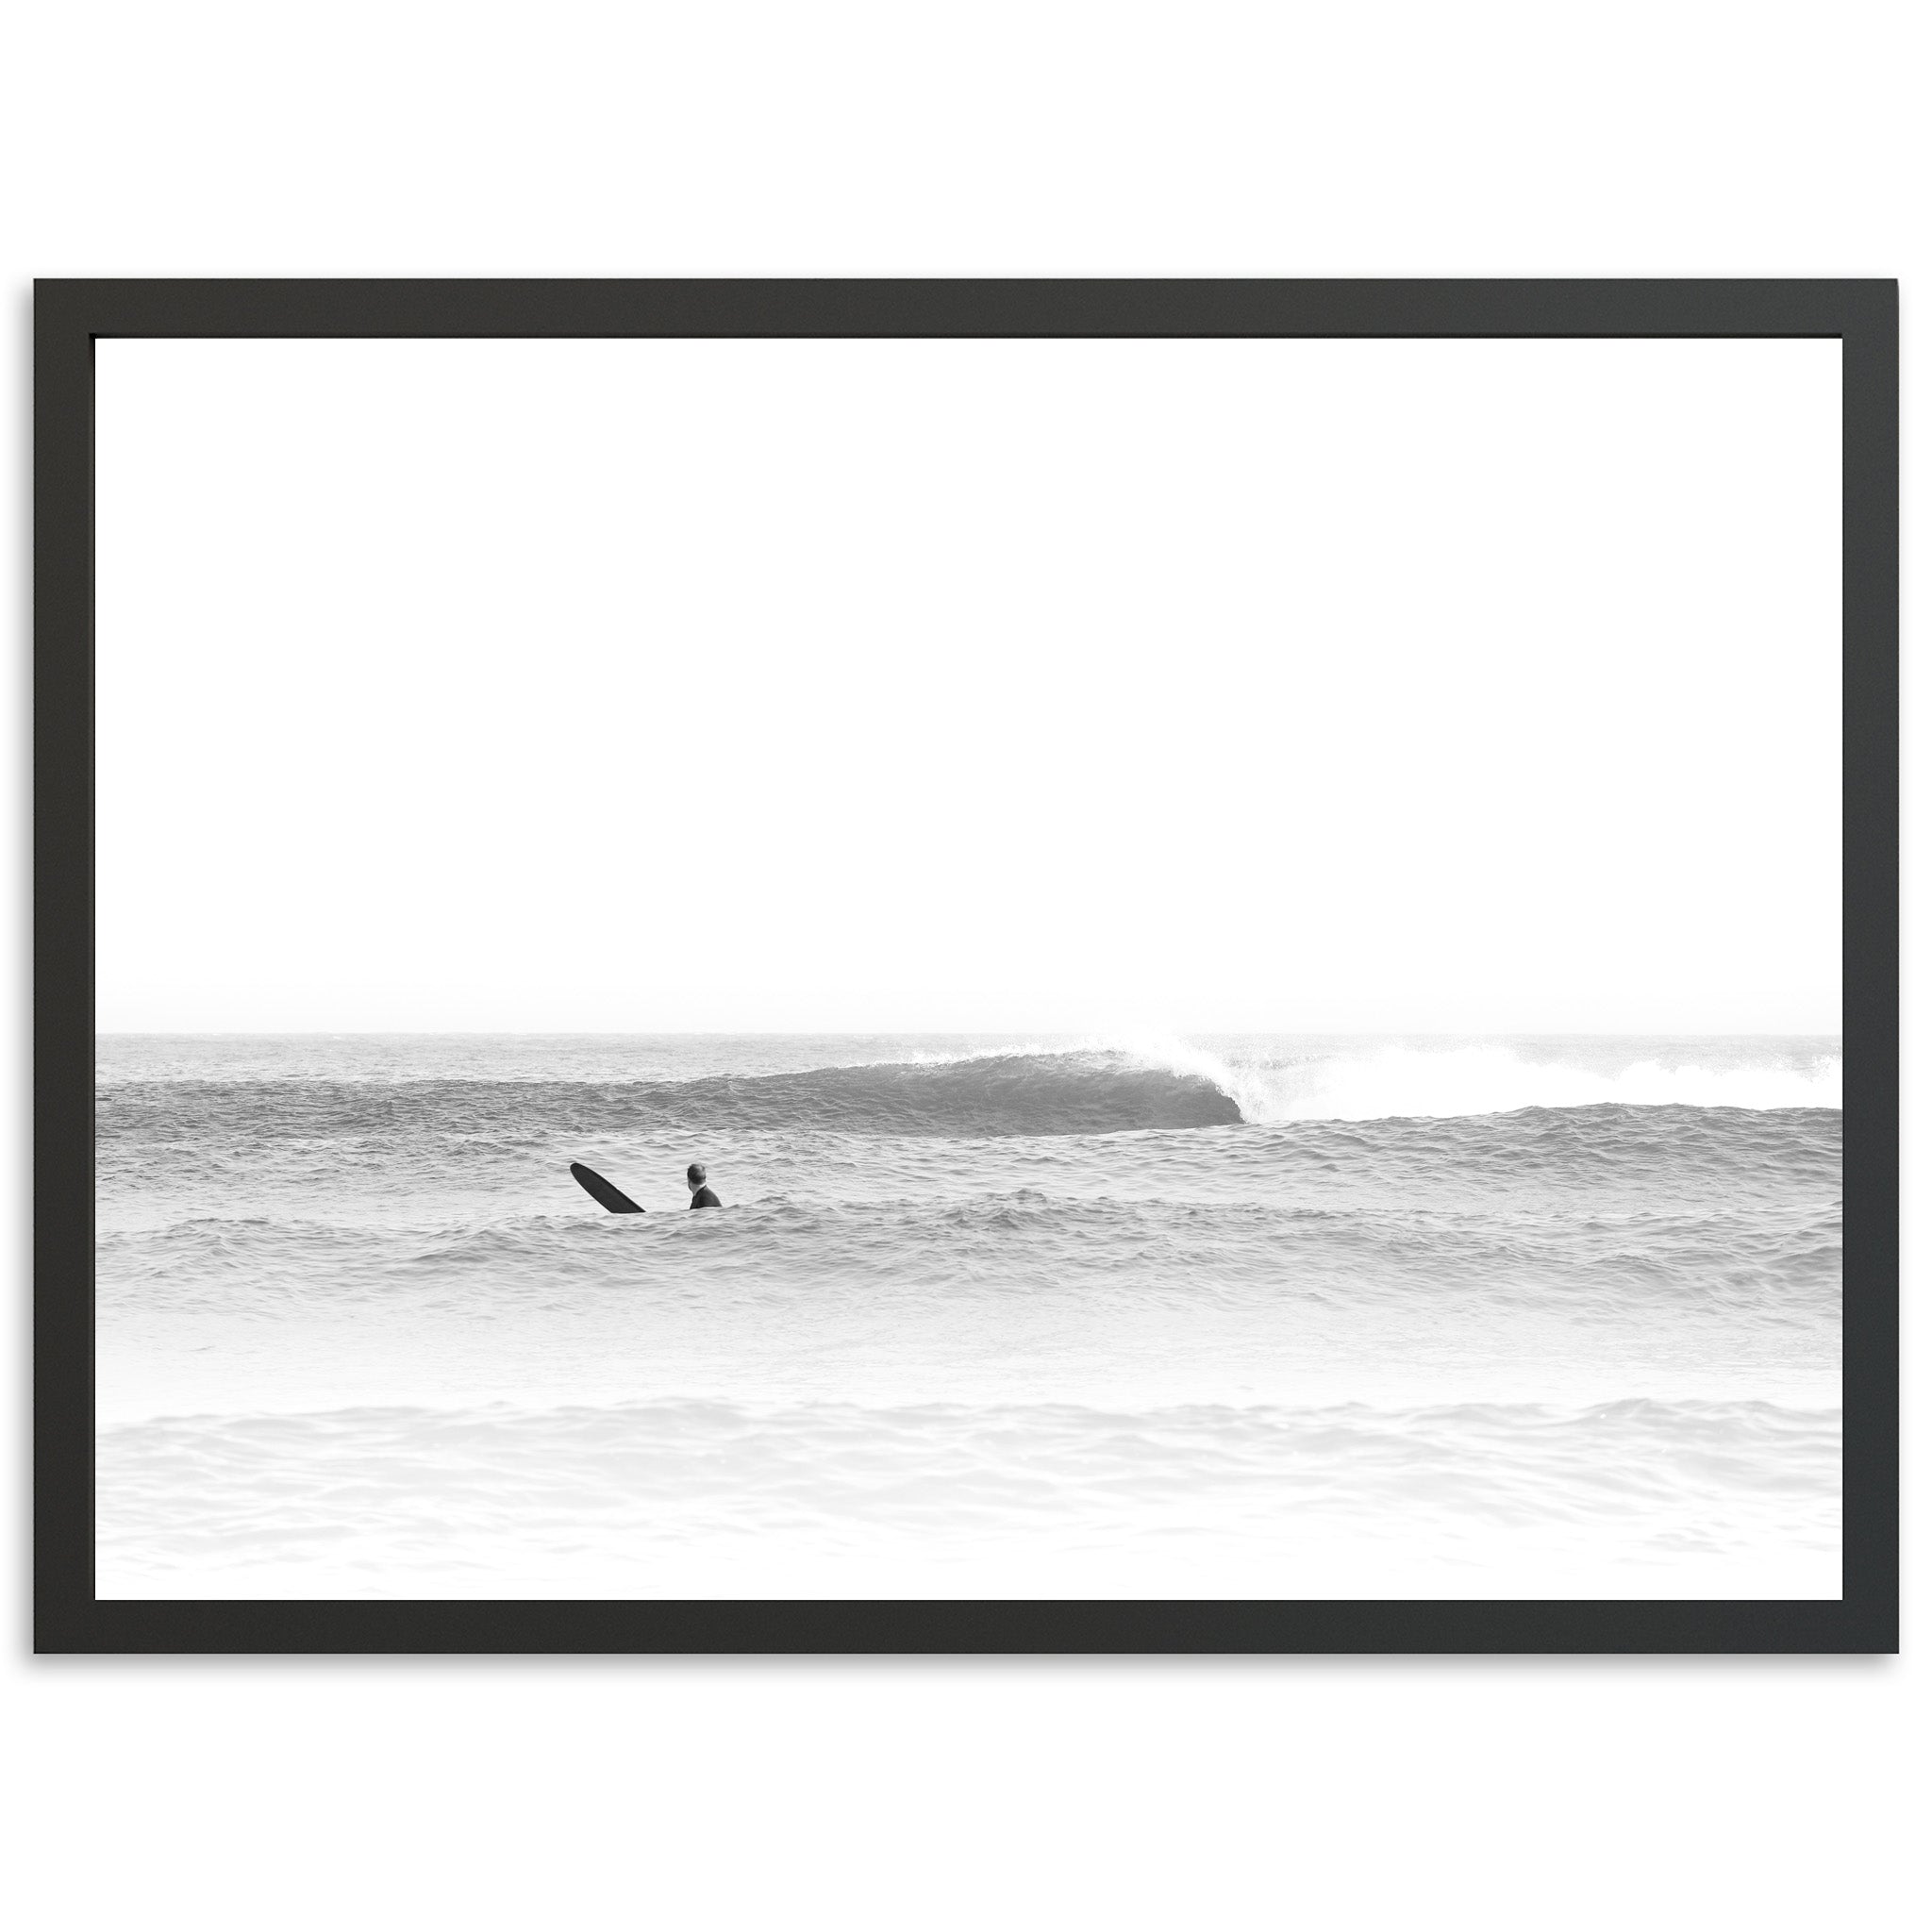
85,322,1850,1607
9,5,1924,1924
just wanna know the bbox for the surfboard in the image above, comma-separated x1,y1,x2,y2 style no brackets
571,1161,644,1213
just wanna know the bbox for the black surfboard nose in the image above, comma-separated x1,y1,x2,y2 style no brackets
571,1161,644,1213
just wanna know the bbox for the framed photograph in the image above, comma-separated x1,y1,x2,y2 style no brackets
36,280,1896,1653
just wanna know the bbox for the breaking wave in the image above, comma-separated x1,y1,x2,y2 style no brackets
1113,1039,1842,1124
99,1053,1241,1141
97,1039,1842,1141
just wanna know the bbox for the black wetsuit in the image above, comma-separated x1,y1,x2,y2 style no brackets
690,1185,723,1209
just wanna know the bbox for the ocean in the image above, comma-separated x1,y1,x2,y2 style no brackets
94,1034,1842,1599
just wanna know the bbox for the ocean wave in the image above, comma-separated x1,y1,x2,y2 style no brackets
99,1053,1242,1140
95,1396,1842,1601
1111,1038,1843,1123
96,1187,1842,1325
93,1033,1074,1088
94,1041,1844,1148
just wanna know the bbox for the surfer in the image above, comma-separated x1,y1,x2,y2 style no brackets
687,1162,723,1209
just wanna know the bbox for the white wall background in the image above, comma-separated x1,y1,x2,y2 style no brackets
5,3,1922,1927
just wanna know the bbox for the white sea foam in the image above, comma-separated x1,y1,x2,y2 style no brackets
1116,1038,1842,1123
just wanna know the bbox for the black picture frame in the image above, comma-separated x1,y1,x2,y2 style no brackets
36,278,1898,1655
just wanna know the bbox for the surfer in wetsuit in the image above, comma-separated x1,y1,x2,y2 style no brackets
687,1162,723,1209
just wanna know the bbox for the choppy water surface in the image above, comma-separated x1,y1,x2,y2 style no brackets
95,1034,1841,1598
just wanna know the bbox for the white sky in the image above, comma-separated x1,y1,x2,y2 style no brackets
94,336,1841,1035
